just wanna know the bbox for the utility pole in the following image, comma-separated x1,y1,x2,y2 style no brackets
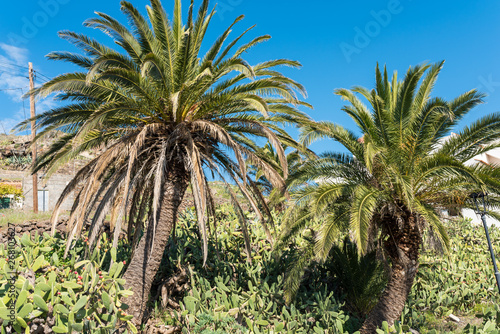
29,62,38,214
471,192,500,294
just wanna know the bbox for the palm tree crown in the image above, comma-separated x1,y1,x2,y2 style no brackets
19,0,312,321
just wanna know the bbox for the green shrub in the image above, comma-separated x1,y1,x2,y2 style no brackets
394,218,500,332
0,184,23,200
191,313,247,333
179,270,352,334
156,211,500,334
155,207,357,334
462,305,500,333
0,156,32,168
322,237,387,318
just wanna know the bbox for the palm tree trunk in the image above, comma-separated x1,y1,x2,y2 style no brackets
360,214,421,333
122,167,189,325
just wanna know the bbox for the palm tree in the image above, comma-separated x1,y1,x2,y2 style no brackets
279,62,500,332
18,0,312,323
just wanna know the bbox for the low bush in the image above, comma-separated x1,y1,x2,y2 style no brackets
322,237,387,318
152,208,360,334
152,210,500,334
392,218,500,333
0,184,23,200
0,156,32,169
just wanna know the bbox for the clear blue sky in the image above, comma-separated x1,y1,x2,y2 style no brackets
1,0,499,154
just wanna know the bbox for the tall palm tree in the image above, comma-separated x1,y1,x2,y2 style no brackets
279,62,500,332
18,0,312,323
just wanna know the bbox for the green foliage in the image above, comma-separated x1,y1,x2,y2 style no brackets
20,0,313,273
461,306,500,334
382,218,500,333
0,156,32,169
409,220,500,321
375,321,412,334
375,307,500,334
3,212,500,333
180,269,350,334
191,314,247,334
280,62,500,316
156,207,358,334
323,237,387,317
157,209,500,334
0,184,23,200
0,232,136,333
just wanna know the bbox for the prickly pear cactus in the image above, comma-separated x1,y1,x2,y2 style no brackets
0,232,136,333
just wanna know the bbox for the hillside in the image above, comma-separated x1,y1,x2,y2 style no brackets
0,133,92,174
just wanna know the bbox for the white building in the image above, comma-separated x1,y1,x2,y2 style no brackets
462,147,500,226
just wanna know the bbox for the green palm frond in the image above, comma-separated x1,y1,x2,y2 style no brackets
349,185,382,253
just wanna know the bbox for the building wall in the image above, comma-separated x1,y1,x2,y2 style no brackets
1,170,74,211
22,173,75,211
462,208,500,227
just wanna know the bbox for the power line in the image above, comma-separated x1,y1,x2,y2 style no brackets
34,74,49,85
0,87,29,128
0,63,27,71
0,61,29,71
0,62,52,83
0,63,27,73
35,71,52,81
0,65,23,73
0,87,28,92
0,61,52,85
0,68,27,78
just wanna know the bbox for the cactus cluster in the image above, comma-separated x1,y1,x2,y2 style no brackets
0,232,136,333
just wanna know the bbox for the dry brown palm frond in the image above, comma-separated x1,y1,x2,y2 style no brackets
88,170,127,249
185,132,209,266
191,120,248,182
233,176,272,244
50,160,97,235
150,140,169,257
241,146,285,190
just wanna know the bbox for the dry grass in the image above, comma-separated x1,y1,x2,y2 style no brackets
0,209,53,228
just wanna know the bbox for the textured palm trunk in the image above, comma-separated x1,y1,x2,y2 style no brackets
122,167,188,325
360,214,421,333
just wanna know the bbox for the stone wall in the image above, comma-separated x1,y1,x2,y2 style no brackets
0,218,129,245
0,219,68,244
0,170,25,182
